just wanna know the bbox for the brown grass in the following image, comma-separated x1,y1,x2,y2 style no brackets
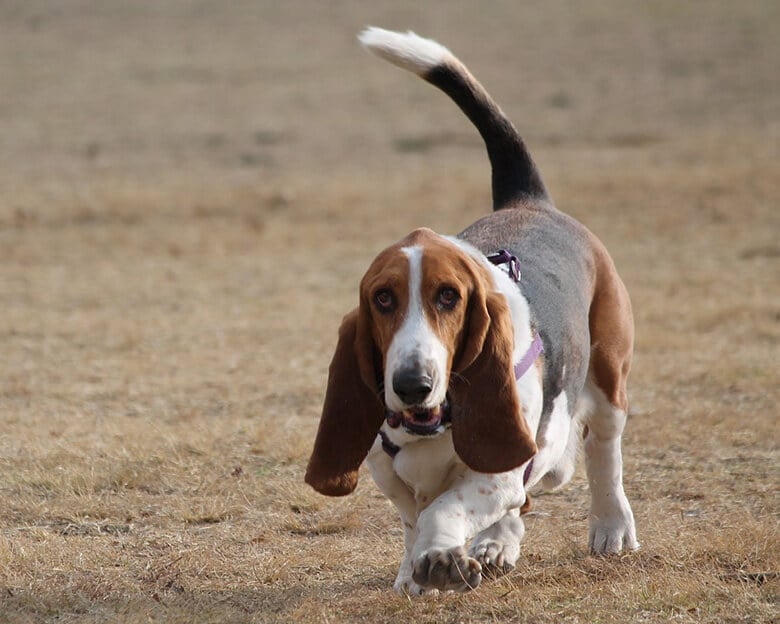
0,1,778,622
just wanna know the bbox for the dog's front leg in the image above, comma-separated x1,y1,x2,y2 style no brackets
367,448,437,596
410,468,527,592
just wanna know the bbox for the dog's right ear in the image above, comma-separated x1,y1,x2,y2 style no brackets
305,308,384,496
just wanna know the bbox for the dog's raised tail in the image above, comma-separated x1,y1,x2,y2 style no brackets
358,27,549,209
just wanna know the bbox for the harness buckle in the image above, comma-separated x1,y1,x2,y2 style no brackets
486,249,521,282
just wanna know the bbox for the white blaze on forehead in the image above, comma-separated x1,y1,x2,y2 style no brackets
402,245,423,317
384,245,449,411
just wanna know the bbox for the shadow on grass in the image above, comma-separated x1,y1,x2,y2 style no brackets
0,575,394,624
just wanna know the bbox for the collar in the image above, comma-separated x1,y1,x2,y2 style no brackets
380,249,543,475
379,429,401,458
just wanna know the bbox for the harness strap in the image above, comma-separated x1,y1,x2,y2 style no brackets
514,332,545,380
488,248,539,485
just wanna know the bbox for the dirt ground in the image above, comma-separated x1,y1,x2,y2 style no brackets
0,1,777,622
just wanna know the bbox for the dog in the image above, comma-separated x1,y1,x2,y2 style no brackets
305,27,639,596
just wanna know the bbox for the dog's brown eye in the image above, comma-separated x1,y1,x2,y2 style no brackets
374,289,396,313
437,287,460,310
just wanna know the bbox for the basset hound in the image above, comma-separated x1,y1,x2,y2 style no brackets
305,27,639,596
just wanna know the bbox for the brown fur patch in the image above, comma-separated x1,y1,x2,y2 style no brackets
587,232,634,411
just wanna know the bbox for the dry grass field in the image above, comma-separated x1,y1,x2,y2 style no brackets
1,1,778,622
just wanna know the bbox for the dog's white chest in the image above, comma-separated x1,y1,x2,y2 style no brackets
392,432,465,509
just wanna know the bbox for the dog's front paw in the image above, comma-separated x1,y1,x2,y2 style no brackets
470,514,524,578
412,546,481,592
470,539,519,578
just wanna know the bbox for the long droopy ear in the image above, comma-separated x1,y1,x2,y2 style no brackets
305,309,385,496
449,290,538,473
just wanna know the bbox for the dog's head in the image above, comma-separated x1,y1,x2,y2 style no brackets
305,228,537,495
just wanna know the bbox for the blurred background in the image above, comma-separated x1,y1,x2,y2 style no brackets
2,0,777,191
0,2,777,622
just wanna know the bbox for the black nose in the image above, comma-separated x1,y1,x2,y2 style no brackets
392,369,433,405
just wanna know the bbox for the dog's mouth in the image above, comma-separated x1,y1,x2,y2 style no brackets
386,398,451,436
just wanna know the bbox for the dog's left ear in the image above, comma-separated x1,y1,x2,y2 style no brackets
305,308,384,496
450,289,537,473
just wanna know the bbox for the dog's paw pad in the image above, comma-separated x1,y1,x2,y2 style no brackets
412,546,481,592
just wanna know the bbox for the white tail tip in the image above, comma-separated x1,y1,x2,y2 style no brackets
358,26,454,76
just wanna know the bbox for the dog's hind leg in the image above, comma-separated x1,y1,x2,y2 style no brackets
367,449,438,596
583,382,639,553
584,247,639,553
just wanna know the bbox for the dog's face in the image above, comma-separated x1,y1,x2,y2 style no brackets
305,227,537,496
359,228,481,432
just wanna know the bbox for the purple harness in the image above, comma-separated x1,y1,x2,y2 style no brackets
379,250,542,486
487,249,544,385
